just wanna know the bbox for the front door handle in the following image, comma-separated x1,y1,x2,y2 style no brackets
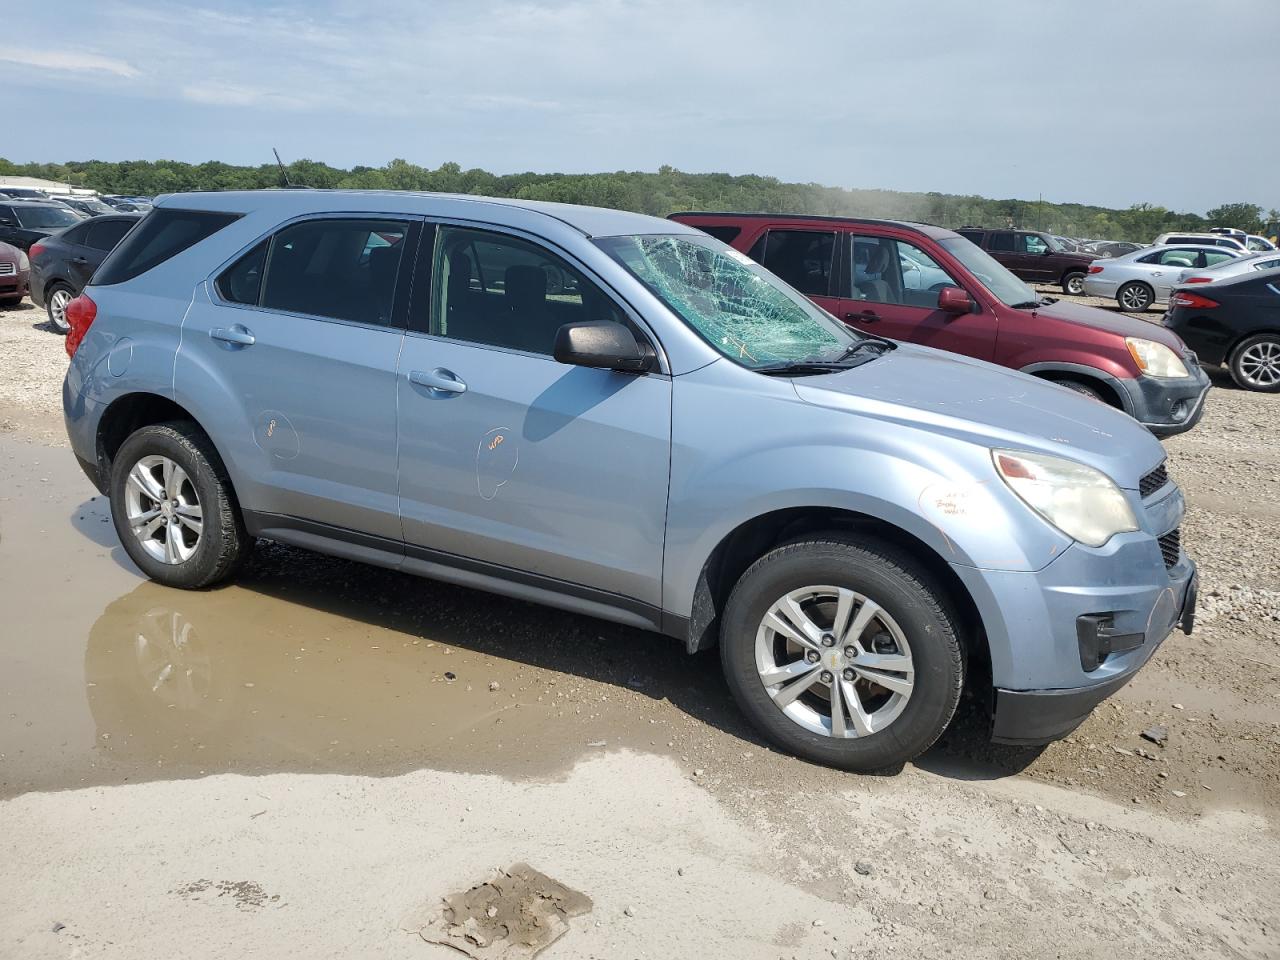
210,324,256,346
409,368,467,395
844,310,880,323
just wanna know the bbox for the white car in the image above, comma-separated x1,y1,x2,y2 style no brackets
1153,232,1248,252
1082,244,1244,311
1176,251,1280,285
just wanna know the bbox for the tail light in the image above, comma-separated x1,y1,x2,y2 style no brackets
1183,277,1212,284
64,294,97,358
1087,265,1104,274
28,241,46,260
1170,291,1219,310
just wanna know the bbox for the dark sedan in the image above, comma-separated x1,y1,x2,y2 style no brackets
1165,267,1280,392
28,214,139,331
0,200,84,251
0,240,29,305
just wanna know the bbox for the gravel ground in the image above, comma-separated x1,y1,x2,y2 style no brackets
1,290,1277,958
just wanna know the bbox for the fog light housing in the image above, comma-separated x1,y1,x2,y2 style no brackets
1170,400,1189,422
1076,614,1144,672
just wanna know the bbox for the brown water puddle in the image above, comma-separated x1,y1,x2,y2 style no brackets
0,436,730,798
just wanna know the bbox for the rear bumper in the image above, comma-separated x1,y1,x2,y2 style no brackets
1081,276,1119,298
991,567,1197,745
1118,362,1211,437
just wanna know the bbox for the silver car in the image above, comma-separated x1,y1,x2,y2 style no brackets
1176,251,1280,286
1082,244,1244,311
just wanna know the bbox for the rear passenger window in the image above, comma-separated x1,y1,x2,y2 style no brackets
696,225,742,244
261,219,408,326
84,219,134,251
217,240,268,305
1203,250,1235,266
956,230,984,245
754,229,836,296
60,223,92,246
95,209,240,285
430,226,626,355
988,232,1015,252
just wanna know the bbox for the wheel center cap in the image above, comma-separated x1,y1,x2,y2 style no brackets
823,649,843,671
161,501,174,519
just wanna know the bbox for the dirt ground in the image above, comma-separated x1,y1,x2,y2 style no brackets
1,291,1277,959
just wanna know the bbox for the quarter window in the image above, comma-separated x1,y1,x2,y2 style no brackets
95,209,240,285
752,229,836,297
216,240,268,306
429,226,626,355
851,236,961,309
988,232,1016,252
260,219,408,326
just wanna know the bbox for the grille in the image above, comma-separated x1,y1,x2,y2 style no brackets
1158,528,1180,569
0,263,15,276
1139,463,1169,498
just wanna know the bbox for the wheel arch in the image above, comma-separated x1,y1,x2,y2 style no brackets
94,392,233,495
682,506,989,686
1019,361,1131,413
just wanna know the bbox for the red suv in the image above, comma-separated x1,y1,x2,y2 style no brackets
669,213,1209,436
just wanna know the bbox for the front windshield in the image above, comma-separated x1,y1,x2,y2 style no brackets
14,206,82,229
595,233,857,367
939,235,1038,306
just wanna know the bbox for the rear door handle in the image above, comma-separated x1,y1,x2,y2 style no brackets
409,368,467,395
844,310,880,323
210,325,256,346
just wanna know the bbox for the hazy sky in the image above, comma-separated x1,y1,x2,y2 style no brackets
5,0,1277,213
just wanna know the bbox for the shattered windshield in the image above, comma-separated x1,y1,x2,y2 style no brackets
595,233,857,368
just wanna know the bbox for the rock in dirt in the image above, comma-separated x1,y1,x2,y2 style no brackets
1141,725,1169,746
854,861,873,876
406,863,592,959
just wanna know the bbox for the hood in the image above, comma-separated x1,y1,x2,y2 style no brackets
791,343,1163,486
1031,296,1184,349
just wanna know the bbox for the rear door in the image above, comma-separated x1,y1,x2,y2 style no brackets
834,231,997,360
746,227,841,316
177,215,418,540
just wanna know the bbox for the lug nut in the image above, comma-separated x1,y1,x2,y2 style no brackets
844,646,857,659
820,670,834,683
842,668,855,681
820,633,836,647
805,650,820,664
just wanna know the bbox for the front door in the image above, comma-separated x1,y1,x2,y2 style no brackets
1014,232,1055,282
395,224,671,608
176,216,416,540
837,233,997,361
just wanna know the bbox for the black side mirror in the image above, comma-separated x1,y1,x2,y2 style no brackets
554,321,655,373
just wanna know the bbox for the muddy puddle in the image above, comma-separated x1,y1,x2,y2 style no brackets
0,436,737,798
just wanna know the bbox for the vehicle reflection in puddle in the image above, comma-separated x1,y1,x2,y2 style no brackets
78,547,716,789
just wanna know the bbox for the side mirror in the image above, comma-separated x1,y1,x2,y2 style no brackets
937,286,974,314
0,217,15,227
554,321,655,373
1042,247,1054,255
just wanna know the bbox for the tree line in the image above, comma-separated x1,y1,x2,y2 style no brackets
2,157,1274,242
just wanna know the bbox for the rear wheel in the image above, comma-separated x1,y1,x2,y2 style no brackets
1062,271,1086,296
109,422,251,588
720,536,964,772
1228,334,1280,392
45,282,75,333
1117,281,1153,312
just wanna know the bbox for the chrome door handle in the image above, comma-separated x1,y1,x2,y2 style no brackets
409,368,467,395
210,325,256,346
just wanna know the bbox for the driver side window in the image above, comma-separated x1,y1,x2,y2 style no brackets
430,226,626,356
1020,234,1049,255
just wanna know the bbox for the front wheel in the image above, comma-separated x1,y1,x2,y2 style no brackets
109,422,251,588
1117,281,1153,312
1229,334,1280,392
720,537,964,772
1062,271,1086,296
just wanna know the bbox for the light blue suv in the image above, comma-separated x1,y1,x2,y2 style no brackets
61,191,1197,771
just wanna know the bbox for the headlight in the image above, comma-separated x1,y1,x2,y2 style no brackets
993,450,1138,547
18,250,28,270
1125,337,1188,378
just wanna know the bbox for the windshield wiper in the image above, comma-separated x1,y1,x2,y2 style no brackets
755,340,892,376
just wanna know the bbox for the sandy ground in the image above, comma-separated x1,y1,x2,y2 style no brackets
1,293,1277,959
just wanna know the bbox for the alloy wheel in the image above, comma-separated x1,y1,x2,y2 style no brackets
1120,284,1151,311
1238,340,1280,388
755,585,914,738
49,288,73,331
123,455,203,564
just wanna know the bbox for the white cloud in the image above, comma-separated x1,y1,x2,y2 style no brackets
0,48,140,79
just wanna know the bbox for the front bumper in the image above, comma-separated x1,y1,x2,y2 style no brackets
1117,361,1211,437
991,567,1197,744
0,267,28,300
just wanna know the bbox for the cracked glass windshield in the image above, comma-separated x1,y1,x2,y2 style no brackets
596,233,859,368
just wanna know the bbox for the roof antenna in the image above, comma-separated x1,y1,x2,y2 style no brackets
273,147,293,188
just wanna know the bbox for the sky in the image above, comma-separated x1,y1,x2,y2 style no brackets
4,0,1278,214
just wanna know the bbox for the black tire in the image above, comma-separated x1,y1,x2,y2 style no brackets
1054,378,1105,402
109,422,251,589
720,536,964,772
44,281,75,333
1062,271,1086,296
1117,281,1153,312
1228,333,1280,393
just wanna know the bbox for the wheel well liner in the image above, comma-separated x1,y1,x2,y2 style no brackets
685,507,988,678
